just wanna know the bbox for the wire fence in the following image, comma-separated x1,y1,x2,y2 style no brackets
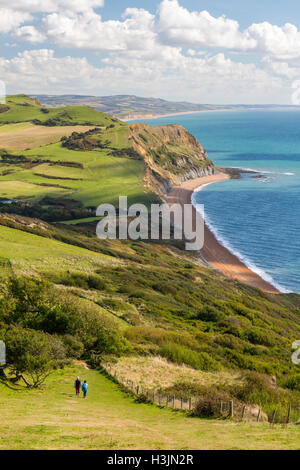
101,363,300,424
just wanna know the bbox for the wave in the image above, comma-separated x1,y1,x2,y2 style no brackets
233,166,295,176
191,185,291,294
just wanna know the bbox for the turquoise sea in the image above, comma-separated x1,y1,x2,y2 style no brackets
130,110,300,293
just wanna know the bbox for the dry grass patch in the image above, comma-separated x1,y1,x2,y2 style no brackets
0,124,96,151
106,356,242,391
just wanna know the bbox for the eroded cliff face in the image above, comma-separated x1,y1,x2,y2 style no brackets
129,123,217,197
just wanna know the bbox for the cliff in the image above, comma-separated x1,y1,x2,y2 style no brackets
129,123,216,197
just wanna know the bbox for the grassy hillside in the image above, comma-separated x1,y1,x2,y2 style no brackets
0,364,299,450
0,95,114,126
0,95,159,210
33,95,297,120
1,96,300,448
0,213,300,418
0,95,215,214
32,94,225,119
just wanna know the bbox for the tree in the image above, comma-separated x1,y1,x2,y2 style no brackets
0,326,66,388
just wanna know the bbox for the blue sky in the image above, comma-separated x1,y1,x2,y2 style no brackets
0,0,300,104
103,0,300,28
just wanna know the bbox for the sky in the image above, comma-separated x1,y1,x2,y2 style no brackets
0,0,300,104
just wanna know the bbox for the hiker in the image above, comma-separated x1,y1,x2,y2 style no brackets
74,377,81,396
82,380,88,399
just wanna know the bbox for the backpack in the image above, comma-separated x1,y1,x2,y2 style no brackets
75,379,80,387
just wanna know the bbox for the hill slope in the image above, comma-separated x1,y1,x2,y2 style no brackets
0,95,300,435
0,95,215,213
32,94,225,119
0,213,300,393
1,364,299,450
32,95,300,120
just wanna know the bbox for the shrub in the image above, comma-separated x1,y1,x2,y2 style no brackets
197,305,225,323
160,343,220,371
284,374,300,391
192,389,231,418
87,275,106,291
231,372,294,414
0,325,66,388
244,327,276,347
62,334,84,359
93,330,130,356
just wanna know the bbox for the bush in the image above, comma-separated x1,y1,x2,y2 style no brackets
284,374,300,391
94,330,130,356
197,305,225,323
62,334,84,359
160,343,220,371
231,372,293,414
0,325,66,388
192,389,231,418
244,327,276,347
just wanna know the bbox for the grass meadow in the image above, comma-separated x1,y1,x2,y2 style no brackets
0,365,299,450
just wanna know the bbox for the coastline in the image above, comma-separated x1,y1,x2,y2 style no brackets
122,106,286,122
122,109,230,122
165,173,280,294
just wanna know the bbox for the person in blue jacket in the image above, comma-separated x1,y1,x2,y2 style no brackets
82,380,88,398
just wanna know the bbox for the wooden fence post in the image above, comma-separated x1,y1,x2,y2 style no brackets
241,405,246,421
136,385,139,395
189,398,192,411
257,408,261,422
181,398,183,409
173,395,175,409
271,409,277,425
229,401,234,418
287,404,291,424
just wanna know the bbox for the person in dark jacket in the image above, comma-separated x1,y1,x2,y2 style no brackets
74,377,81,396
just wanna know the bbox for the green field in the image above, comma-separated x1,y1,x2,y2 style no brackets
0,143,150,207
0,95,156,208
0,365,299,450
0,95,114,126
0,224,112,274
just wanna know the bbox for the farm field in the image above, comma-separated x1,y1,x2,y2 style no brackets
0,122,96,151
0,95,155,208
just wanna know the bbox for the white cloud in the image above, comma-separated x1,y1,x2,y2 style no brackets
43,8,156,51
248,22,300,59
157,0,255,50
158,0,300,59
4,0,300,61
0,0,104,13
0,48,287,104
0,9,31,34
13,26,46,43
0,1,299,104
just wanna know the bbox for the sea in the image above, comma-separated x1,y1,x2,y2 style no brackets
129,109,300,294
